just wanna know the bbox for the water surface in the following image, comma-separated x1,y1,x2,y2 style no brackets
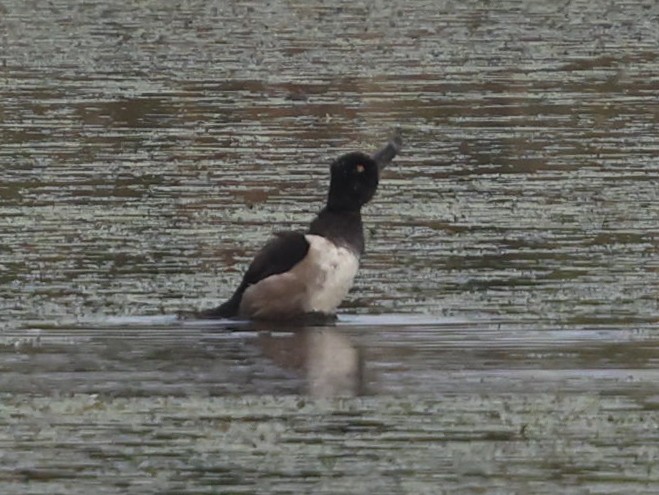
1,0,658,493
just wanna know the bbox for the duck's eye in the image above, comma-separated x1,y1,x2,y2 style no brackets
355,164,365,173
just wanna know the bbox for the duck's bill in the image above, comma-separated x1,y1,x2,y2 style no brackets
372,128,403,171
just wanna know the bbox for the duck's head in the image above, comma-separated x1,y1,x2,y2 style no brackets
325,130,402,212
326,152,380,212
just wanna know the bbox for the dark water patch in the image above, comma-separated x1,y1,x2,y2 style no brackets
1,317,656,398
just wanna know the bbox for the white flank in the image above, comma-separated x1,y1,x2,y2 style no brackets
239,235,360,319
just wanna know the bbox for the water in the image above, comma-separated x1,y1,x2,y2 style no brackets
1,0,658,493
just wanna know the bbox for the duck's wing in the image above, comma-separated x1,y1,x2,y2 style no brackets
197,232,310,319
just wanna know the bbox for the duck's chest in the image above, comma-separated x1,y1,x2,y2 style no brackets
295,234,360,312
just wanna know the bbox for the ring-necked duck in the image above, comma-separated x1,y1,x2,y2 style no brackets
198,130,402,320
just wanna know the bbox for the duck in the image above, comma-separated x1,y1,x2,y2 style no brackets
198,130,402,321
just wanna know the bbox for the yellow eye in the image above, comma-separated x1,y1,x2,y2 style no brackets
356,164,365,173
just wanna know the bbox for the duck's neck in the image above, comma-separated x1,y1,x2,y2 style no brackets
308,207,364,255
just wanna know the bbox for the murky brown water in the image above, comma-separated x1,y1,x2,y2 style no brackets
1,0,658,493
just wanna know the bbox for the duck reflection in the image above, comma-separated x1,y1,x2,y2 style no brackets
256,326,363,398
